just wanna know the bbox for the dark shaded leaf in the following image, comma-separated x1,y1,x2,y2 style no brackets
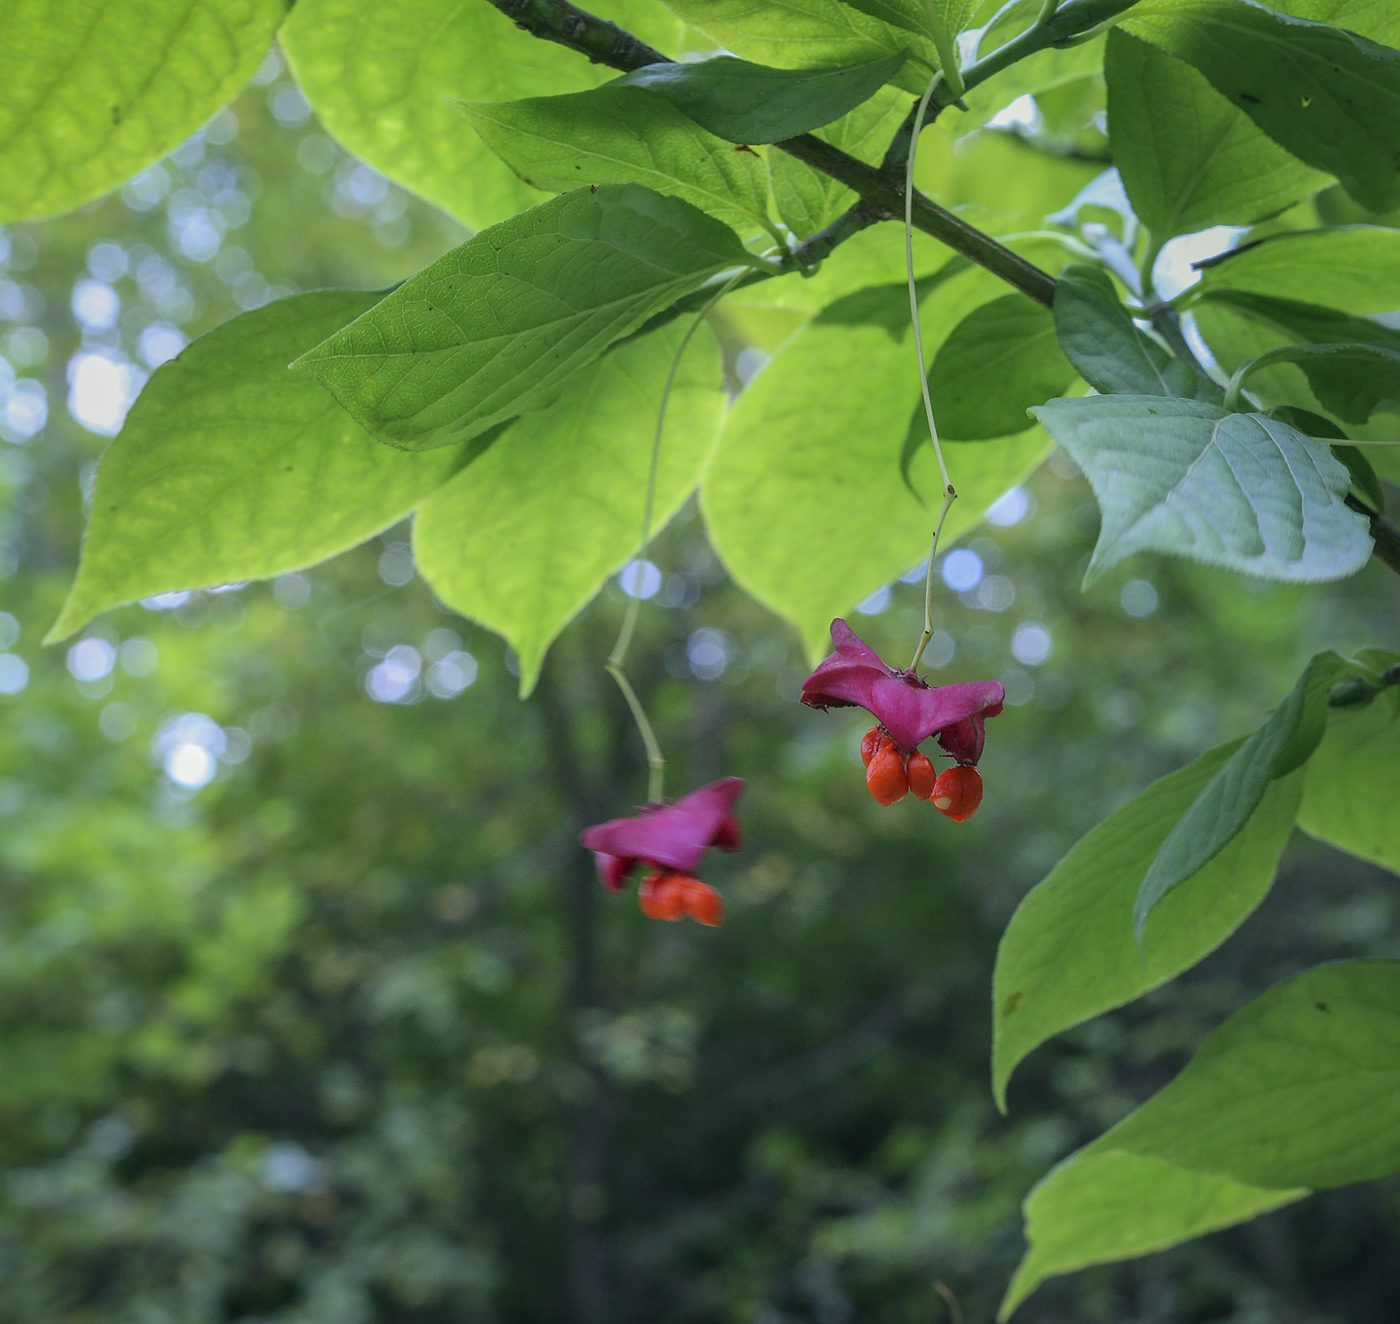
1053,264,1197,396
615,52,909,144
1124,0,1400,213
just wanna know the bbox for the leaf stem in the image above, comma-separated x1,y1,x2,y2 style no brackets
906,72,957,673
921,0,965,100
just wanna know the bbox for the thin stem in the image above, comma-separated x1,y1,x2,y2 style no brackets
910,489,957,672
603,663,666,803
905,72,958,673
605,271,745,802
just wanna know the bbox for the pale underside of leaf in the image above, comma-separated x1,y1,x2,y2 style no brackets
1031,396,1372,584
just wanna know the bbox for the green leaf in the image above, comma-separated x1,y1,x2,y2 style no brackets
768,85,908,236
1104,29,1327,244
615,51,909,144
1001,1152,1302,1319
280,0,684,231
1194,289,1400,416
1005,958,1400,1315
703,274,1050,659
962,34,1107,132
1105,960,1400,1187
46,292,469,644
1299,684,1400,873
1273,0,1400,45
1133,652,1346,938
1193,226,1400,315
924,295,1076,440
992,743,1302,1108
1053,264,1199,397
414,319,724,697
293,185,756,453
454,86,774,239
1123,0,1400,214
1029,395,1374,585
0,0,286,222
1233,341,1400,423
658,0,940,94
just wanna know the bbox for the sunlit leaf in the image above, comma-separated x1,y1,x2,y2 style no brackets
703,273,1049,659
455,86,774,238
0,0,286,222
280,0,684,230
293,185,756,452
1123,0,1400,213
616,51,909,144
768,85,908,236
1029,395,1373,585
1193,226,1400,315
992,743,1302,1107
1299,682,1400,874
47,292,469,644
1104,29,1326,244
925,295,1075,440
414,319,724,696
659,0,941,93
1001,1152,1301,1319
1003,959,1400,1315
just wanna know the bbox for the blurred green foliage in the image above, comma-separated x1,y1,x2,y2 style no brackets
0,48,1397,1324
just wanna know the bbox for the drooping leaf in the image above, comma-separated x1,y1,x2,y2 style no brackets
1299,682,1400,873
414,319,724,697
280,0,684,230
1193,226,1400,315
703,273,1049,660
1123,0,1400,214
1003,959,1400,1316
1193,289,1400,415
1104,29,1327,244
46,292,470,644
1053,264,1198,397
924,295,1076,440
615,52,909,144
992,744,1302,1108
658,0,941,94
1133,652,1347,938
455,86,774,238
293,185,757,453
1001,1152,1301,1319
0,0,286,222
1233,341,1400,423
768,85,908,236
1029,395,1374,585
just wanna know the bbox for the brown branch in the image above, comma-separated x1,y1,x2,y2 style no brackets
482,0,1057,306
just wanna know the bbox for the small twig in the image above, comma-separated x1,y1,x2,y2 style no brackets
1347,494,1400,578
480,0,1059,307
